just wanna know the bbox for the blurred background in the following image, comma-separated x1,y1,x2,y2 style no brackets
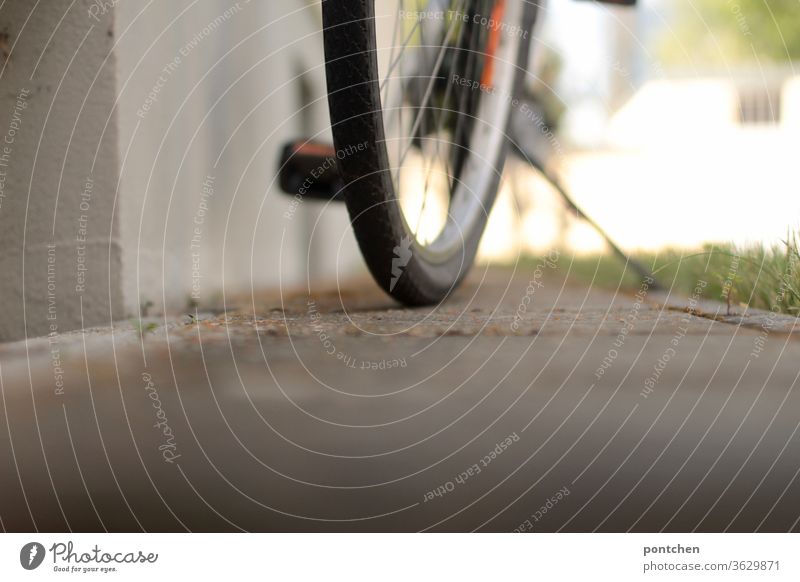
1,0,798,339
482,0,800,261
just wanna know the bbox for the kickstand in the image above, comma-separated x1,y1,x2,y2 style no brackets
509,102,662,291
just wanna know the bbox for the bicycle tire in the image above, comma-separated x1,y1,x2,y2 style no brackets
323,0,537,305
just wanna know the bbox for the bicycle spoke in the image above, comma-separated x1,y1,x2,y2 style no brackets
449,1,483,191
394,6,464,181
414,4,434,239
429,5,470,198
380,0,405,108
380,17,422,103
382,0,510,243
415,8,470,238
322,0,528,302
381,0,468,125
381,0,405,110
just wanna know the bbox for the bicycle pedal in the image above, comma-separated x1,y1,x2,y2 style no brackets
278,140,344,202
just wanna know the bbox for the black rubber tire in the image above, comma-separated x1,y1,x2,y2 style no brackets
323,1,537,305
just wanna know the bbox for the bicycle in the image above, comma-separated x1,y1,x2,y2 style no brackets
280,0,635,306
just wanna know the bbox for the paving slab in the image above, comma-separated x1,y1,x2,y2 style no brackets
1,268,799,532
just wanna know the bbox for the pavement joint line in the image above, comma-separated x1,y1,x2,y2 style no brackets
648,291,800,337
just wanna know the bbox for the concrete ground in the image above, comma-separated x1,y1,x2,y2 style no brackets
1,266,799,532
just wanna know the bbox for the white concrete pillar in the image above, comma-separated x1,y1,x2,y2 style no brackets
0,0,122,341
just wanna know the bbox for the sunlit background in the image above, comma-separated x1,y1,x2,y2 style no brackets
478,0,800,262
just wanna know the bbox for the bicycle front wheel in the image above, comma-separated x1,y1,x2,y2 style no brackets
323,0,537,305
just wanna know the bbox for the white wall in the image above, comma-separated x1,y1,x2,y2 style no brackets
114,0,361,314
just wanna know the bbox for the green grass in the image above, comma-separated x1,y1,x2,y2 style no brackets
132,319,159,335
519,234,800,316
